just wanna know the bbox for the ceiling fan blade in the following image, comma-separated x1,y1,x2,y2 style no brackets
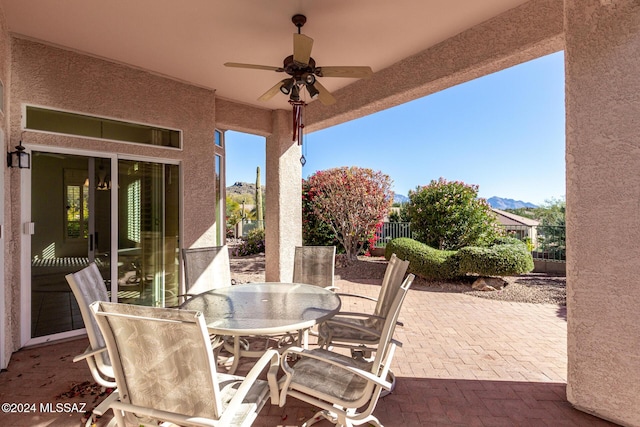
258,79,287,101
316,66,373,79
313,80,336,106
293,33,314,65
224,62,283,72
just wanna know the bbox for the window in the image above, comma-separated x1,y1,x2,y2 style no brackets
26,106,181,148
127,179,141,243
215,129,223,147
64,169,89,240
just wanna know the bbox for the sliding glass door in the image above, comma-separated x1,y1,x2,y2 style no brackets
29,151,180,340
30,152,111,338
117,160,179,307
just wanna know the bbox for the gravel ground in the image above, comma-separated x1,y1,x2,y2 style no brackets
229,252,566,306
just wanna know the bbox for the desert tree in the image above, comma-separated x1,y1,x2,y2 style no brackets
304,166,393,260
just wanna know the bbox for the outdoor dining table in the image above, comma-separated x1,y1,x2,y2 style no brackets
180,282,341,373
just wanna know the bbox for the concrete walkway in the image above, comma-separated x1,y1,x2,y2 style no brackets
0,277,618,426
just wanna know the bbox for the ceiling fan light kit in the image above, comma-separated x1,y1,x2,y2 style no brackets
280,78,295,95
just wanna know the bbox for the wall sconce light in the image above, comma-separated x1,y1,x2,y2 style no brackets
7,135,30,169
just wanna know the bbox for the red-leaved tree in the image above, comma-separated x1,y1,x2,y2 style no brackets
305,166,393,260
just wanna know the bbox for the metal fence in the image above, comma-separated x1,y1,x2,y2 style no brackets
374,222,415,248
374,222,566,262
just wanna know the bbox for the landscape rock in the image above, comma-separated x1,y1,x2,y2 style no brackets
472,277,508,292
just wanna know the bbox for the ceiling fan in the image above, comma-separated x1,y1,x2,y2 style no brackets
224,14,373,106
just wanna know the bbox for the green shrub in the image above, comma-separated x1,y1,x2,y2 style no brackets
458,238,533,276
233,228,265,256
406,178,503,250
385,236,534,279
489,236,525,246
385,237,460,280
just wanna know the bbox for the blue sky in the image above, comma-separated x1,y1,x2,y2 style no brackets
225,51,565,206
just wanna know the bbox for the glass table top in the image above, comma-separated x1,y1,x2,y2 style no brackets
180,282,341,335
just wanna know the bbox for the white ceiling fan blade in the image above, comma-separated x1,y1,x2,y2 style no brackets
258,80,287,101
313,80,336,106
316,66,373,79
293,33,313,65
224,62,283,72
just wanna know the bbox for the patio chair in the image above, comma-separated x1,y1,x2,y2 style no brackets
182,245,233,299
183,245,269,371
292,245,337,290
278,273,415,427
317,253,410,357
291,245,337,347
90,301,280,427
65,263,118,427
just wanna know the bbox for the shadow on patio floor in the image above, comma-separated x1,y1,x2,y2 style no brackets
0,276,619,427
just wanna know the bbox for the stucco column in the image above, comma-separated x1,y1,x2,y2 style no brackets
565,1,640,425
264,110,302,282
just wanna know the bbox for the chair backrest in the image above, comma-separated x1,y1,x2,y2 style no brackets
373,253,410,319
65,263,111,368
90,301,224,422
353,273,414,412
371,273,414,372
182,245,231,295
292,245,336,288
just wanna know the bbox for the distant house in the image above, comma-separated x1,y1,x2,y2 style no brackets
492,208,539,247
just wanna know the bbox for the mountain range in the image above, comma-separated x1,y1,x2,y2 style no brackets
227,181,261,195
392,193,409,204
486,197,537,209
392,194,537,209
229,183,536,210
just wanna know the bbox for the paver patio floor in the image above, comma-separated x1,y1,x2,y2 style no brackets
0,277,618,426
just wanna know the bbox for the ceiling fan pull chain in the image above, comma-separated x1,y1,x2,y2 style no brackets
301,126,308,166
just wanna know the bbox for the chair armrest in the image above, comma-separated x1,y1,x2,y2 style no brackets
218,349,281,425
336,292,378,302
328,311,404,328
73,346,108,363
92,390,119,416
110,401,218,427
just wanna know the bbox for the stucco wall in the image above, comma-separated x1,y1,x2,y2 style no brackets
265,110,301,282
565,1,640,425
0,2,12,369
8,37,219,350
10,37,219,245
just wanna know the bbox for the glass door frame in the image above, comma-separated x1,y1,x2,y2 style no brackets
20,144,182,347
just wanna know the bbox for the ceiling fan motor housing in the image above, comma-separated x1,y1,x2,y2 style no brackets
284,55,316,78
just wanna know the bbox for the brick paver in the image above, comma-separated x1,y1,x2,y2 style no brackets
0,278,618,426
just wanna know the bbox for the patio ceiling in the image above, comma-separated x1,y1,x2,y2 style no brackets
1,0,532,115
